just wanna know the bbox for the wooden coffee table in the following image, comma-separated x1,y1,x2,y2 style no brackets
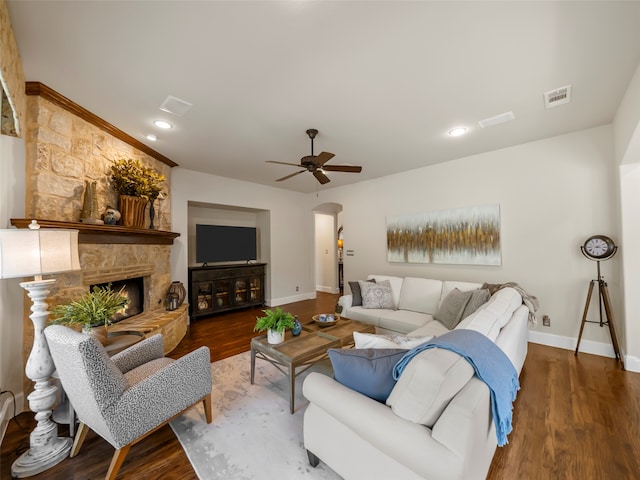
250,317,375,413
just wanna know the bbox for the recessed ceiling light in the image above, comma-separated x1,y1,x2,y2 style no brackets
146,134,157,141
153,120,172,129
448,127,468,137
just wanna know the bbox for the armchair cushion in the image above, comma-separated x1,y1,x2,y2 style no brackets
111,334,164,374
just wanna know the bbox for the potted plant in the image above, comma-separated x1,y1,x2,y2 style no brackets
254,307,296,344
50,284,128,344
109,158,165,227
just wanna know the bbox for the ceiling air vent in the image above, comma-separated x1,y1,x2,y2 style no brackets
159,95,193,116
544,85,572,109
478,111,515,129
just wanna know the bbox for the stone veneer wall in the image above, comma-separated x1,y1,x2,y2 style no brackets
24,93,174,308
21,93,179,396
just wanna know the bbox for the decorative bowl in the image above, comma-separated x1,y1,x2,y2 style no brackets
312,314,337,327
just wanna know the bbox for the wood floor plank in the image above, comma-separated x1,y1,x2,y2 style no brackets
3,295,640,479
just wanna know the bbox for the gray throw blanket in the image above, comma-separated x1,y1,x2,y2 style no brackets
393,329,520,447
482,282,539,325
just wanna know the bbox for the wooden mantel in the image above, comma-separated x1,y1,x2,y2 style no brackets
10,219,180,245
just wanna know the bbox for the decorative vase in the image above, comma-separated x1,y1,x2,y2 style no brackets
118,195,147,228
80,181,104,225
167,281,186,307
291,317,302,336
149,200,156,230
267,329,285,345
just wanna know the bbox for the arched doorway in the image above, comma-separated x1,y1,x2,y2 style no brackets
313,203,343,294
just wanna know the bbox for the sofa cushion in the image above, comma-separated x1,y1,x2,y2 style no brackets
397,277,443,314
434,288,473,329
328,348,407,403
368,275,404,307
353,331,434,349
349,278,375,306
360,280,395,309
386,348,475,427
440,281,483,306
461,288,491,320
377,309,433,334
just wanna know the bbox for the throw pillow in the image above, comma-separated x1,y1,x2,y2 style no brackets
461,288,491,320
349,278,376,306
353,331,434,350
359,280,395,309
328,348,407,403
434,288,473,329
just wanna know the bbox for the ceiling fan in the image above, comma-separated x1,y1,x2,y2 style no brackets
266,129,362,185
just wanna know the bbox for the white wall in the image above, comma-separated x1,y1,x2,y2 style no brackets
0,134,27,430
171,167,316,307
615,63,640,369
321,126,622,357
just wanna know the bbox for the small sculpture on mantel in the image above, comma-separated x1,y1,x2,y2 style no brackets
103,206,121,225
80,180,104,225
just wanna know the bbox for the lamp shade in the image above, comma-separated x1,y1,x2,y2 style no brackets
0,220,80,279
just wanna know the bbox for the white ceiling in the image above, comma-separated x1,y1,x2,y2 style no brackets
7,1,640,193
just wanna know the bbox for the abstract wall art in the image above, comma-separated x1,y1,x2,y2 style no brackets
386,204,501,265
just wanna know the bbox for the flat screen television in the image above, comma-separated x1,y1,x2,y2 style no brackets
196,224,257,264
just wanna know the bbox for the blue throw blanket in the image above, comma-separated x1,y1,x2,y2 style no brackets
393,329,519,446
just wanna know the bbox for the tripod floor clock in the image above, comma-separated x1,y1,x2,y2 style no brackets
575,235,623,368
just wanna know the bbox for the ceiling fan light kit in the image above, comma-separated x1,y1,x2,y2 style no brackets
266,129,362,185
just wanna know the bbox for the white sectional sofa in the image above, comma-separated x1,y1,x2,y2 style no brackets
303,274,530,480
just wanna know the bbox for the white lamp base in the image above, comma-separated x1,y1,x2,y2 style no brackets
11,279,72,477
11,436,72,478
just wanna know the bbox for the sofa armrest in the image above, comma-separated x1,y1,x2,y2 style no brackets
111,334,165,373
303,372,459,479
338,294,353,310
111,346,212,446
431,377,496,479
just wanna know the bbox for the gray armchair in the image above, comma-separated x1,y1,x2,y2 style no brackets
44,325,212,480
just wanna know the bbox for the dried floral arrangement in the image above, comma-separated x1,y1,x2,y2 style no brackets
110,158,165,200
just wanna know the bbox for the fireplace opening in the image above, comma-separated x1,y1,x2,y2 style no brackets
91,277,144,325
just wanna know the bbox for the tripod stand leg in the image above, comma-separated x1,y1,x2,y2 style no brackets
575,280,595,355
600,281,623,367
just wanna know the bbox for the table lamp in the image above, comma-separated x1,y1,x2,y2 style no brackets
0,220,80,477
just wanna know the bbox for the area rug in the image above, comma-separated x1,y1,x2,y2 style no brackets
170,350,342,479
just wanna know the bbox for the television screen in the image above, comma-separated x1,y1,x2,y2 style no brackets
196,224,257,264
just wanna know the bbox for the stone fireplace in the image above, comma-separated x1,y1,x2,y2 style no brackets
18,84,188,399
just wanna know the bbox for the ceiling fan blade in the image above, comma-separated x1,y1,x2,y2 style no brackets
276,170,306,182
313,170,331,184
322,165,363,173
315,151,335,166
267,160,302,167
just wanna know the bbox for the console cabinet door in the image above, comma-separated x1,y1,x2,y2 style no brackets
189,264,266,319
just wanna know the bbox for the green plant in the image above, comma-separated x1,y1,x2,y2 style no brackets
50,284,129,330
109,158,165,200
254,307,296,334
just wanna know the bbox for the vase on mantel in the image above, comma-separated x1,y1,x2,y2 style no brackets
118,195,147,228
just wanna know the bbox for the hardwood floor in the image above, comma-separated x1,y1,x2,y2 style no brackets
2,292,639,479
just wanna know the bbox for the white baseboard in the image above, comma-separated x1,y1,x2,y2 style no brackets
316,285,340,294
528,330,640,372
1,392,24,444
268,292,316,307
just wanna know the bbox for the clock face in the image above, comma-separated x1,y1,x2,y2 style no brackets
583,235,615,259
